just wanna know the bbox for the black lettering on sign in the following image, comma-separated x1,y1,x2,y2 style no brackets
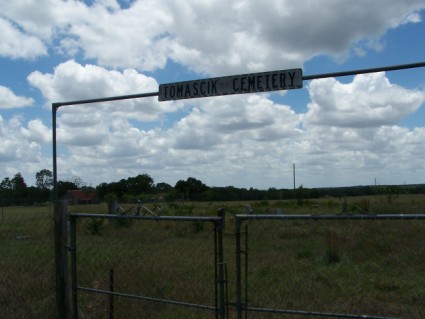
184,84,191,97
289,71,295,86
248,76,255,91
280,73,286,88
211,80,218,95
272,73,278,89
256,75,263,90
176,85,183,97
233,78,239,91
169,86,175,98
265,74,271,90
159,68,302,101
193,82,199,96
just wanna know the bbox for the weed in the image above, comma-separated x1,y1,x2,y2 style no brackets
323,231,341,264
86,218,105,235
191,220,205,233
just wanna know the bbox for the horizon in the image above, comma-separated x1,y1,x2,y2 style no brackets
1,1,425,189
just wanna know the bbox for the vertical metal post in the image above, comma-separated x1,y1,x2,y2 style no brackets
109,269,114,319
54,200,69,318
214,221,218,319
235,216,243,319
52,103,59,203
244,224,248,319
216,208,226,319
70,215,78,319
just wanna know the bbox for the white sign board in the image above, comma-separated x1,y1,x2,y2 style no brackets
158,68,303,101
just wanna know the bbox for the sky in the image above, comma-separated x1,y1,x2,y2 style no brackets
1,0,425,190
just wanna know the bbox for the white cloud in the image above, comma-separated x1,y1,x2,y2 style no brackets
27,60,185,150
1,1,425,188
27,59,181,126
2,1,424,74
21,119,51,144
0,0,91,40
0,115,50,184
28,59,158,104
171,94,301,150
0,85,34,109
0,18,47,59
24,60,425,188
304,73,425,128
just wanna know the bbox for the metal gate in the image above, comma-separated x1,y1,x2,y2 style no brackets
235,214,425,319
68,212,226,319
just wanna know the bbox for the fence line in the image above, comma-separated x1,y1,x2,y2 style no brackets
3,202,425,318
234,213,425,319
0,205,56,319
69,212,226,319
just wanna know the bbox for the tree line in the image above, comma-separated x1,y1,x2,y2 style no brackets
1,169,425,206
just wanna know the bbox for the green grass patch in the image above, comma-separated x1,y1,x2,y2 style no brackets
2,195,425,318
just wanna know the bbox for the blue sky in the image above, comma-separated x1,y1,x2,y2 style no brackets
1,0,425,189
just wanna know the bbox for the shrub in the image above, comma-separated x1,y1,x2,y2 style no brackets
86,218,105,235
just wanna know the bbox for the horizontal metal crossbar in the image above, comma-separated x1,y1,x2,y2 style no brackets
302,61,425,81
68,212,221,223
236,213,425,222
247,306,398,319
53,91,159,108
78,286,217,312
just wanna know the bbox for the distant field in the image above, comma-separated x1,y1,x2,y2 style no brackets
1,194,425,318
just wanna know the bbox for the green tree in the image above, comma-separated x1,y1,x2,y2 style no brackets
35,169,53,190
69,176,85,188
155,182,172,193
175,177,208,200
0,177,13,205
12,172,27,191
126,174,154,195
11,172,28,203
0,177,13,189
57,180,78,198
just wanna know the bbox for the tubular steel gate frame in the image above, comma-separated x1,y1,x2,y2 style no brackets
234,213,425,319
68,212,226,319
53,61,425,318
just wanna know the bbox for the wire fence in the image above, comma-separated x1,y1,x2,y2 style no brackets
2,201,425,319
235,214,425,319
0,204,55,319
68,212,226,319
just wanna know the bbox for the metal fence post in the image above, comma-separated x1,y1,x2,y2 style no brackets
69,215,78,319
54,199,69,318
216,208,226,319
235,216,243,319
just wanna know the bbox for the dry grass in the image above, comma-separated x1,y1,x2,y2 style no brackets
1,194,425,318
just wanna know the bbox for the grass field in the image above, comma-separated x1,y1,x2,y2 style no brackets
1,194,425,318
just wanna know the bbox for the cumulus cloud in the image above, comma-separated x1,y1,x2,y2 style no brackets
304,73,425,128
171,94,301,150
0,115,47,179
24,59,425,188
75,0,425,75
21,119,51,144
0,18,47,59
27,60,186,149
27,59,159,103
2,1,425,74
0,85,34,109
27,58,180,117
2,0,425,188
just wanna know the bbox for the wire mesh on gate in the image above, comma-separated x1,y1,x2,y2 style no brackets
0,204,55,319
69,213,226,319
235,214,425,319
